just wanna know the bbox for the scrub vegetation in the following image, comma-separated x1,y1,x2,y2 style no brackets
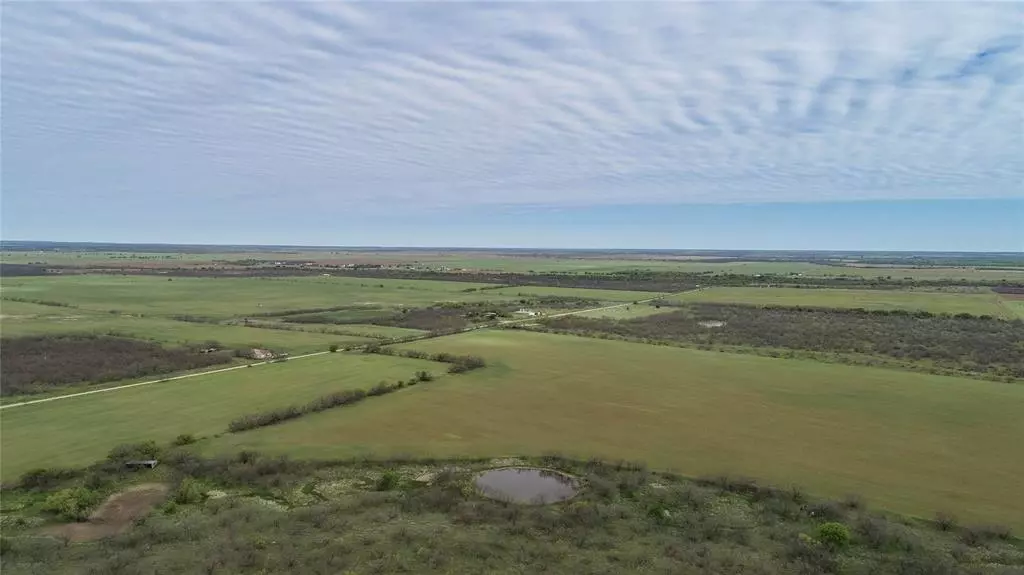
538,303,1024,380
1,452,1020,575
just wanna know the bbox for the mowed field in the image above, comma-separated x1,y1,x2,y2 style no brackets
205,330,1024,530
0,300,372,353
0,353,441,479
0,275,504,319
669,286,1016,317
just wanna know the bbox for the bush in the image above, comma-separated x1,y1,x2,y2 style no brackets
172,434,197,446
107,441,162,462
961,524,1013,545
807,501,846,521
173,477,205,505
935,511,957,531
376,471,401,491
817,522,850,548
328,344,339,353
416,370,433,382
43,487,102,522
18,467,79,490
856,517,920,552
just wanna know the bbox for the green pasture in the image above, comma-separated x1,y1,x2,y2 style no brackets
0,275,502,319
0,353,441,479
668,286,1015,317
998,296,1024,319
1,301,370,353
207,330,1024,530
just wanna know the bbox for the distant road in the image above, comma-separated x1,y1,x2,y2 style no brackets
1,290,695,409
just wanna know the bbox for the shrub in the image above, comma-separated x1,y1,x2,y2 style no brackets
18,467,79,490
172,434,197,446
329,344,339,353
376,471,401,491
935,511,957,532
807,501,846,521
416,370,433,382
856,517,920,552
43,487,102,522
961,524,1013,545
785,534,839,573
107,441,162,462
173,477,205,505
367,382,398,397
817,522,850,548
840,494,865,511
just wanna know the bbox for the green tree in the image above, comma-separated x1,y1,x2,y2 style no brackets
43,487,102,522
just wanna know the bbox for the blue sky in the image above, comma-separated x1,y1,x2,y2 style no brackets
2,2,1022,251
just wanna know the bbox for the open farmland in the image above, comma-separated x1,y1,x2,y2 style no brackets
0,275,505,319
9,248,1024,281
0,300,372,354
203,330,1024,531
0,352,442,479
668,286,1014,317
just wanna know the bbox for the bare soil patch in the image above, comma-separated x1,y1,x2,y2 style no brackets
42,484,168,542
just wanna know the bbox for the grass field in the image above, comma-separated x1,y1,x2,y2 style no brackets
0,353,441,479
1,300,372,353
668,286,1015,317
0,275,505,319
205,330,1024,530
998,295,1024,319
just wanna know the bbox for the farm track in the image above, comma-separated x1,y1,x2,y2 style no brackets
0,291,692,410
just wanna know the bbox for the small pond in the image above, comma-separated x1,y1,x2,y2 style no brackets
474,467,578,504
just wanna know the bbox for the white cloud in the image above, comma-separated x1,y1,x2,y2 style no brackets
2,1,1022,213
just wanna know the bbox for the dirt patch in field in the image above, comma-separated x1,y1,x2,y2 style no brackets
42,483,168,542
698,320,726,328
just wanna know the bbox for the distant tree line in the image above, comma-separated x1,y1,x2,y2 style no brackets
539,304,1024,380
0,335,232,396
0,264,50,276
28,264,1024,290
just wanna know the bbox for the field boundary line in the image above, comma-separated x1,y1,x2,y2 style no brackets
0,351,330,410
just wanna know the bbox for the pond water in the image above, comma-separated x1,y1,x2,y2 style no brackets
474,467,578,504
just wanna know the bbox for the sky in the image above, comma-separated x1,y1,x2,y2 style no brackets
1,2,1022,251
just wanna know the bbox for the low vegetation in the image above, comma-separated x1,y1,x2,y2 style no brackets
281,297,600,332
1,452,1020,574
539,303,1024,380
363,345,487,373
0,335,231,395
